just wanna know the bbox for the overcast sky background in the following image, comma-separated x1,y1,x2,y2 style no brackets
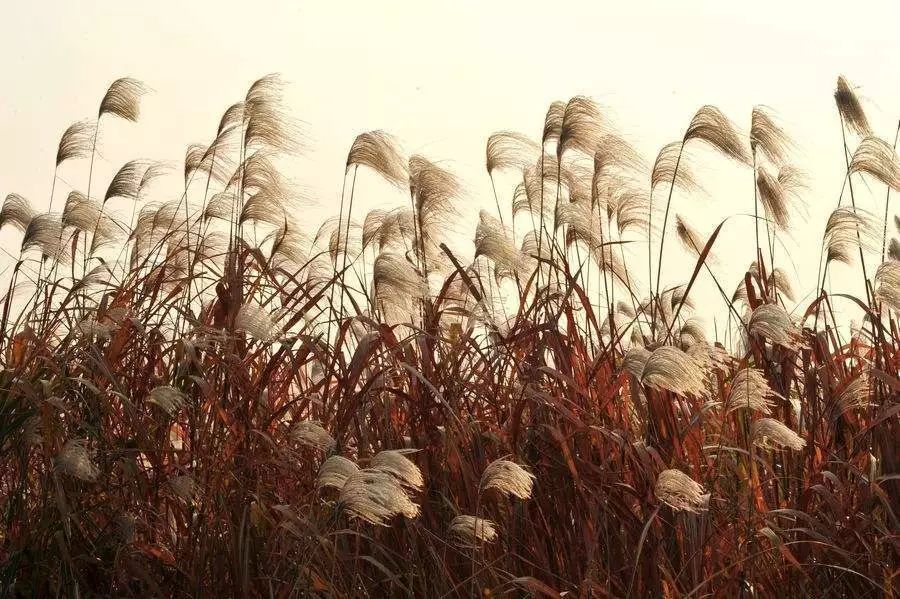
1,0,898,333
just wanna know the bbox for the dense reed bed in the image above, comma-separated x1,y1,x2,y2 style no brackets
0,74,897,597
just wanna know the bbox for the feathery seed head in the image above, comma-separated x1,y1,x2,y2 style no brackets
317,455,359,490
655,469,709,513
751,418,806,451
480,459,535,500
448,515,498,547
641,346,708,397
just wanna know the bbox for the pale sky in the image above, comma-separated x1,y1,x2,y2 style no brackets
2,0,899,332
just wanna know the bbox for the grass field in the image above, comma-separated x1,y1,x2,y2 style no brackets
0,74,897,597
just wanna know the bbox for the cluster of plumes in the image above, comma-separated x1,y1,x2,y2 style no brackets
317,449,423,526
751,418,806,451
654,469,709,513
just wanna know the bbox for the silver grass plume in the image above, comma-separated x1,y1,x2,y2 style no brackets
56,120,96,166
655,469,709,513
55,439,99,482
651,141,700,191
290,420,336,452
0,193,36,232
338,468,420,525
371,449,424,491
99,77,146,121
448,515,498,548
849,136,900,192
640,346,708,397
823,206,878,265
558,96,605,158
328,219,361,264
480,459,535,500
726,368,776,414
751,418,806,451
834,374,871,416
218,101,245,136
235,302,279,342
268,222,312,269
244,73,301,153
623,347,651,378
594,134,646,181
62,191,101,231
874,260,900,311
678,318,706,349
755,166,791,229
373,252,428,308
76,318,116,339
362,209,388,250
614,186,652,235
347,130,408,187
748,303,800,350
72,263,113,293
750,106,792,165
542,101,566,145
475,210,529,278
185,138,236,185
486,131,540,174
105,159,149,202
148,386,187,417
686,341,731,374
768,267,796,301
675,214,716,264
684,105,750,164
168,475,199,503
835,75,871,137
22,213,67,264
318,456,360,490
235,151,303,227
408,155,462,269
